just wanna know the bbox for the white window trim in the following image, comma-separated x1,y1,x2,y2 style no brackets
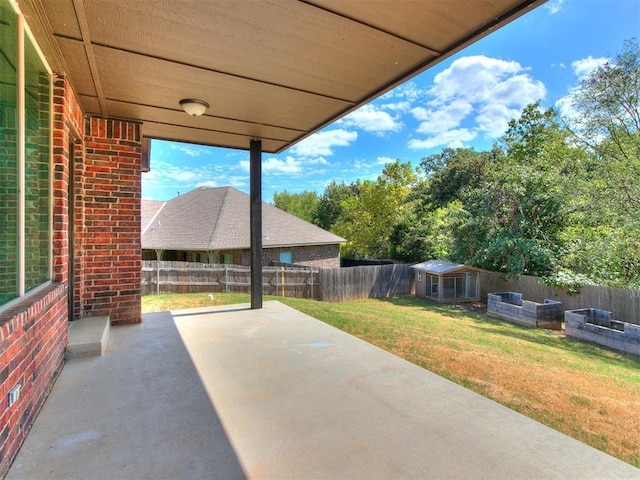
2,0,54,310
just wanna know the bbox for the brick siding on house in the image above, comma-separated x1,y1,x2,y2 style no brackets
0,281,68,475
82,118,143,325
222,244,342,268
263,244,341,268
53,76,83,318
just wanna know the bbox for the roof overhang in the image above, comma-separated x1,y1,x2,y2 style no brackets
17,0,545,155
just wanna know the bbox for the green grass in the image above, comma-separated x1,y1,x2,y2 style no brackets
142,292,250,312
142,292,640,467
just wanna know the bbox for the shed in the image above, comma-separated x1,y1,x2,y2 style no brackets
411,261,482,303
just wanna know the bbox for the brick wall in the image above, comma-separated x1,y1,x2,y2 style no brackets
81,118,142,325
0,285,67,476
241,244,341,268
285,244,341,268
52,76,84,319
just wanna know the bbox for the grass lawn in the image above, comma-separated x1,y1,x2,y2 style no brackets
142,293,640,467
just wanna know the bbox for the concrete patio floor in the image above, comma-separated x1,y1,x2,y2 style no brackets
7,301,639,479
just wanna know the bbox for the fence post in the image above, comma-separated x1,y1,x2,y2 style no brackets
281,266,285,297
156,261,160,295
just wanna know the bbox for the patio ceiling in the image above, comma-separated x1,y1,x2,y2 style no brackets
18,0,544,155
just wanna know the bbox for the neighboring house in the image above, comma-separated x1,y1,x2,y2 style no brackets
411,260,483,303
142,187,346,268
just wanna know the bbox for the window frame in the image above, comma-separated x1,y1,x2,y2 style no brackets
1,0,54,311
279,251,293,264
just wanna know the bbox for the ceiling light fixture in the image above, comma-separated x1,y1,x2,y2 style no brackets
179,98,210,117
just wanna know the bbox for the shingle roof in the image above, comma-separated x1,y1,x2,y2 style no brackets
141,199,165,235
411,260,482,275
142,187,346,251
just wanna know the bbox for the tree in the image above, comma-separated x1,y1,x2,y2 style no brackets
450,104,582,277
313,181,357,231
419,147,498,208
390,200,464,262
272,190,319,224
567,39,640,215
333,160,416,259
561,38,640,286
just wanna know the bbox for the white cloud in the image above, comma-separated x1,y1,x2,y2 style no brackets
413,99,473,135
174,170,200,182
264,156,302,174
380,100,412,112
290,129,358,157
555,93,578,121
475,103,522,138
556,55,608,120
407,55,546,150
169,143,210,157
240,156,302,175
377,82,425,114
376,156,396,165
428,56,543,106
227,176,248,190
196,180,218,188
381,82,423,103
571,56,608,81
340,104,403,136
408,128,477,150
544,0,564,14
307,156,329,165
144,159,200,184
143,158,226,198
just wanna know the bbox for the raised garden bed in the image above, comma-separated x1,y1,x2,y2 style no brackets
565,308,640,356
487,292,562,330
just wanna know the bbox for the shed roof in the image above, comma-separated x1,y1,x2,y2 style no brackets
16,0,544,157
142,187,346,251
411,260,482,275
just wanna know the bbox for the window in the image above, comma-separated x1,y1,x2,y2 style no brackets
279,251,292,264
24,31,51,291
0,0,19,305
427,275,438,298
0,0,52,308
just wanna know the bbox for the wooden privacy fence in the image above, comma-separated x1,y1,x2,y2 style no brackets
142,261,320,299
142,261,639,318
318,264,413,302
142,261,413,302
480,272,640,325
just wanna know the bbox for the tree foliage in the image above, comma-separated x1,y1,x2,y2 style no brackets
420,147,498,208
313,181,357,231
272,190,319,224
333,160,416,259
561,38,640,287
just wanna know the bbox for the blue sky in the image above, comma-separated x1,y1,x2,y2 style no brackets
143,0,640,203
